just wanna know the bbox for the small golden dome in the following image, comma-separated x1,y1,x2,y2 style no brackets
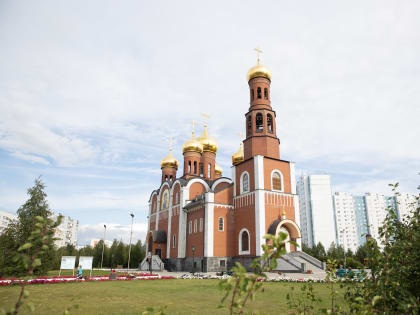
247,64,272,81
215,164,223,176
197,125,218,153
182,132,203,154
232,143,244,165
160,150,179,169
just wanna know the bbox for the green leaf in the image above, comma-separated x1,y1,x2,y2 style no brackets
18,243,32,251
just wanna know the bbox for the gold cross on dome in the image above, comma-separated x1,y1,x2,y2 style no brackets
191,120,196,136
168,137,174,151
254,47,263,64
201,113,210,126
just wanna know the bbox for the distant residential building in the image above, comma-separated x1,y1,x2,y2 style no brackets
364,193,388,244
51,214,79,248
0,211,78,247
353,196,369,247
90,239,113,247
332,192,359,253
0,211,17,233
297,175,336,248
395,193,418,220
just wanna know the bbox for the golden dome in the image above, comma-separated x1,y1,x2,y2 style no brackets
182,132,203,154
197,125,218,153
247,64,272,81
232,143,244,165
160,150,179,169
215,164,223,176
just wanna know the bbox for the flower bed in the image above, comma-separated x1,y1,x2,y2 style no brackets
0,274,173,287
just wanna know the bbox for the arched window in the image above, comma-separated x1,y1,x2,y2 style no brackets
208,163,211,178
256,113,263,132
267,114,273,132
264,88,268,99
250,89,254,101
239,228,250,255
188,161,191,173
161,190,169,209
218,217,224,231
169,175,173,181
240,172,249,194
200,163,204,177
257,87,262,99
194,161,197,174
272,171,283,191
247,116,252,130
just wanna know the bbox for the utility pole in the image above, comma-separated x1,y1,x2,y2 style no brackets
101,224,107,269
127,213,134,270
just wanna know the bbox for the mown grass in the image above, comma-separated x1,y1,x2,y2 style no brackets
0,279,346,314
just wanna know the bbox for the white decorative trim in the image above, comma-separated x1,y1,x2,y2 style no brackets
204,192,214,257
238,228,251,255
270,169,285,192
185,178,211,192
231,166,236,197
239,171,250,194
166,189,173,258
170,180,182,194
178,187,189,258
289,162,296,195
254,155,265,256
211,178,233,191
254,155,264,190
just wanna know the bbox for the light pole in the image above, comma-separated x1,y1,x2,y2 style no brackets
192,245,196,275
101,224,107,269
127,213,134,270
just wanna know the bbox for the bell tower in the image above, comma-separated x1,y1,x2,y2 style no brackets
243,48,280,160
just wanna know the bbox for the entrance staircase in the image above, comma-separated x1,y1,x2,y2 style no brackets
139,255,165,271
273,251,325,273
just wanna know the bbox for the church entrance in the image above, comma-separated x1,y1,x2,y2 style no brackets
267,218,301,253
155,248,162,258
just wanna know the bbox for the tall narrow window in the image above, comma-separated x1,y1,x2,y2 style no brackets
169,175,173,181
194,161,197,174
272,172,282,191
239,229,250,254
267,114,273,132
200,163,204,177
251,89,254,101
172,234,176,248
194,219,197,233
189,220,192,234
247,116,252,130
242,231,249,251
257,87,262,99
208,164,211,178
256,113,263,132
199,218,203,232
242,173,249,193
218,217,224,231
188,161,191,173
264,88,268,99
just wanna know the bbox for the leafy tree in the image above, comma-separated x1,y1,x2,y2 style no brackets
0,177,56,275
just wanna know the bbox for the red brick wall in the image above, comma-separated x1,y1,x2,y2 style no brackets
169,205,179,258
189,182,206,200
186,207,204,257
214,185,233,205
235,159,254,196
214,206,235,257
263,158,291,193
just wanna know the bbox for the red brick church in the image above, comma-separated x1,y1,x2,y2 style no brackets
144,55,304,272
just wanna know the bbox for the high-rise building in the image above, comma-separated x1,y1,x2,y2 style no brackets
0,211,17,234
395,193,418,221
297,175,336,248
332,192,358,253
52,214,79,248
364,193,388,245
353,196,368,247
0,211,78,247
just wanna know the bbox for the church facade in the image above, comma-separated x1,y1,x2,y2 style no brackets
145,57,302,272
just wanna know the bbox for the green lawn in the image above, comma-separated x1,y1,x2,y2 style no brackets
0,279,346,314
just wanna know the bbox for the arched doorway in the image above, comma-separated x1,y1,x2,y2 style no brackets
267,219,301,253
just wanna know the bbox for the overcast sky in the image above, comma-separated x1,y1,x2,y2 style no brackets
1,1,419,246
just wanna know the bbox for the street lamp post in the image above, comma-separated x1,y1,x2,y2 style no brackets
191,245,196,275
101,224,107,269
127,213,134,270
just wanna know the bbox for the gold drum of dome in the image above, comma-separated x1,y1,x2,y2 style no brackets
215,164,223,176
160,150,179,169
247,64,272,81
232,143,244,165
197,125,218,153
182,133,203,153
